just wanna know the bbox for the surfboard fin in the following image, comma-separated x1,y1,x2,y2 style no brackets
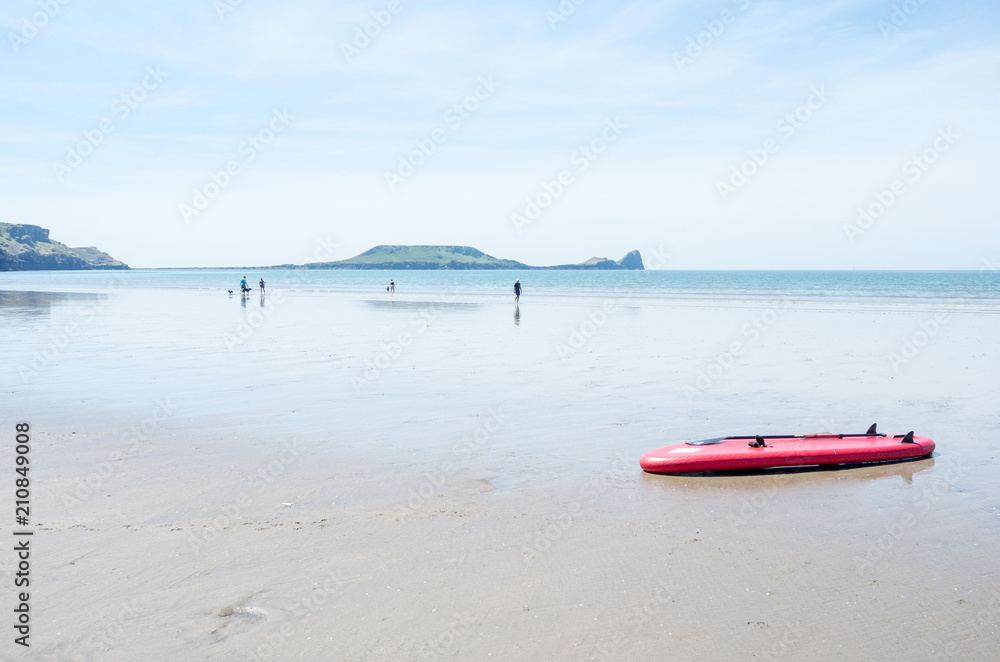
900,431,915,444
867,423,877,434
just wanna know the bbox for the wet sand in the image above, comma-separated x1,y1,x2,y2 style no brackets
3,289,1000,660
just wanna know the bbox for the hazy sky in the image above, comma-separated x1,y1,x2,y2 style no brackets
2,0,997,269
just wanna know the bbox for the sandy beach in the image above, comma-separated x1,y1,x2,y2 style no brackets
5,0,999,657
3,284,1000,661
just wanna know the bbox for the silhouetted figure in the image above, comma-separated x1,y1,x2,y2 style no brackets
514,279,521,304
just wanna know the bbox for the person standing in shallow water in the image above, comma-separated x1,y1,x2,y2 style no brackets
514,279,521,303
259,278,265,294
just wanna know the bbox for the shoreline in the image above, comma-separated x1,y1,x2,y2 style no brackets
3,285,1000,313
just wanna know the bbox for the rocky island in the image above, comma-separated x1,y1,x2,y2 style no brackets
290,246,643,270
0,224,128,271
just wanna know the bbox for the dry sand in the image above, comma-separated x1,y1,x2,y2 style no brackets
3,290,999,660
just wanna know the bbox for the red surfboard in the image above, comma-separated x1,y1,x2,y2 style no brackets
640,425,935,474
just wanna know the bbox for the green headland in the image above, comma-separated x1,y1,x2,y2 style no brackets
0,223,128,271
290,245,644,270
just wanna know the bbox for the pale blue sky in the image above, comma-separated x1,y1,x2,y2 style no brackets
2,0,997,268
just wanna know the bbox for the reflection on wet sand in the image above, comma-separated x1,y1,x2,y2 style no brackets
639,454,935,492
361,298,481,311
0,289,100,319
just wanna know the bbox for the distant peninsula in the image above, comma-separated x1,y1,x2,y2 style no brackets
283,246,644,270
0,224,128,271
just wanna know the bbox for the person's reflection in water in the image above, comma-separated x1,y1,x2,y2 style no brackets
513,304,520,326
241,295,247,310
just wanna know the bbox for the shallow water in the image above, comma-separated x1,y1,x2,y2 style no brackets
3,267,1000,306
2,274,999,660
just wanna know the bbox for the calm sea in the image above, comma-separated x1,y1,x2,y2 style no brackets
1,269,998,306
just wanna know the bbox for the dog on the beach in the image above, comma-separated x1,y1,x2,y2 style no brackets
228,290,233,294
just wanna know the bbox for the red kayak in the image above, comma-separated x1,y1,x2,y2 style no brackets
640,425,935,474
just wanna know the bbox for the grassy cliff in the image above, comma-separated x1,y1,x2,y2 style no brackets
303,245,528,270
300,245,643,270
0,224,128,270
